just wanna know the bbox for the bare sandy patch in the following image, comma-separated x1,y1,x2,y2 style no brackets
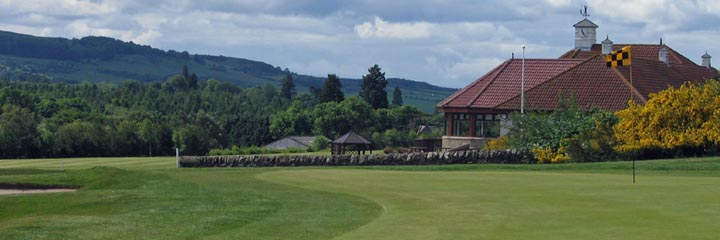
0,189,76,195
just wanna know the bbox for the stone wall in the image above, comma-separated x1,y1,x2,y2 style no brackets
179,150,533,168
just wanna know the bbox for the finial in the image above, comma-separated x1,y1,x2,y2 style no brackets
512,52,514,59
660,38,663,45
580,5,590,18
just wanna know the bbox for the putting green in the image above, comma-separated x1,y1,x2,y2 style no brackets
259,169,720,240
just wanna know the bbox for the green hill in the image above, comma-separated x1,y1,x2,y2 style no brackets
0,30,455,113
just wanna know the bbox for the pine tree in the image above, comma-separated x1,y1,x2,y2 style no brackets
189,73,198,89
392,86,403,106
359,64,388,109
182,64,189,79
280,74,295,100
320,74,344,103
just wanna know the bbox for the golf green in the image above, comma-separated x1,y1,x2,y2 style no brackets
260,169,720,240
1,157,719,239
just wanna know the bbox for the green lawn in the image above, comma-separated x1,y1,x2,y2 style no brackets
1,157,719,239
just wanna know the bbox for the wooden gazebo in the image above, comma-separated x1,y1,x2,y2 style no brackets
331,131,372,155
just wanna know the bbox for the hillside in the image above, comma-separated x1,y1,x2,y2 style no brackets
0,30,455,113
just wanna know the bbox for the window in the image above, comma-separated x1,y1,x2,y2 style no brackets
453,113,470,136
475,114,502,137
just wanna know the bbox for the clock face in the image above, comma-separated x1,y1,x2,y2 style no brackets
576,29,588,37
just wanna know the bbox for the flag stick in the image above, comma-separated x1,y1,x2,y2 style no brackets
630,63,635,184
521,45,525,114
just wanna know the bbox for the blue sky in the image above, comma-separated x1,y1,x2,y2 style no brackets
1,0,718,88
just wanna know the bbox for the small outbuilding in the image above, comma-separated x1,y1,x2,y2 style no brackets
265,136,327,150
331,131,372,155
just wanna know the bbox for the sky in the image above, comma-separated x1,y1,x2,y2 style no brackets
0,0,718,88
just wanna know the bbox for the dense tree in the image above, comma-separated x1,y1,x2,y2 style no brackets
308,86,321,99
0,67,440,158
0,104,38,158
269,101,313,139
139,119,171,157
173,125,211,156
505,99,615,163
182,64,189,79
392,86,403,106
189,73,198,89
319,74,344,103
0,74,288,158
359,64,388,109
280,74,295,100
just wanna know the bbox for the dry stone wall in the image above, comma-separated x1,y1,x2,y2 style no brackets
179,150,533,168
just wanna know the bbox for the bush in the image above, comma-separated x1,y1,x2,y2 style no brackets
614,79,720,158
564,110,619,162
532,146,570,164
308,136,330,152
383,146,393,154
484,136,510,150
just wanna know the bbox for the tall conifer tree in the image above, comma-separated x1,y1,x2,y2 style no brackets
392,86,403,106
280,74,295,100
359,64,388,109
320,74,344,103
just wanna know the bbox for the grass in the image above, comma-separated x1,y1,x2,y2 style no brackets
1,157,719,239
0,165,379,239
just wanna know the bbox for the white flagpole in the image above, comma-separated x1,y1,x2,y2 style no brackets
521,45,526,114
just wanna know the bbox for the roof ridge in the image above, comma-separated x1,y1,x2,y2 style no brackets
495,56,591,108
466,60,513,106
665,46,697,65
522,58,584,61
288,137,307,146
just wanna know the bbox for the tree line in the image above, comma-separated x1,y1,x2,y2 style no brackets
0,64,438,158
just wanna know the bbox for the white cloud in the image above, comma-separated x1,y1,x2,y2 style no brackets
354,17,432,39
545,0,572,7
132,29,162,45
0,0,118,17
445,58,505,83
0,0,717,88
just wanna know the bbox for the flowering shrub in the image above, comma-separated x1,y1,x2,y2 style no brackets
484,136,510,150
532,146,570,163
614,79,720,158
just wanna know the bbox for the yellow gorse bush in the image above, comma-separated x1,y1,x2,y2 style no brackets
532,145,570,164
484,136,510,150
614,79,720,152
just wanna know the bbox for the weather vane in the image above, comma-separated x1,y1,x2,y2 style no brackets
580,5,589,18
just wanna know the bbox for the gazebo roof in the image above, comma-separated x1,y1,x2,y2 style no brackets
332,131,371,145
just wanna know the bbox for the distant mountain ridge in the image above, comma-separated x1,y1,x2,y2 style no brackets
0,30,455,112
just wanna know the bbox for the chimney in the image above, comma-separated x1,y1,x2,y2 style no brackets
601,35,613,55
658,45,669,65
702,52,712,68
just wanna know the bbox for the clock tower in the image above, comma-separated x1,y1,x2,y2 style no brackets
573,7,598,51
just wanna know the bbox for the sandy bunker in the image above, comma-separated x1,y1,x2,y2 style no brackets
0,183,77,195
0,188,76,195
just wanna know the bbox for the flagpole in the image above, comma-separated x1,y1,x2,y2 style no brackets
630,63,635,184
521,45,525,114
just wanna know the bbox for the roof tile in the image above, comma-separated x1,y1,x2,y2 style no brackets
441,45,716,112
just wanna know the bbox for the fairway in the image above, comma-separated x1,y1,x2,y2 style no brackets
1,157,719,239
261,169,720,239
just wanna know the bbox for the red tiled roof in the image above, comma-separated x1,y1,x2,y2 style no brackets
498,56,643,111
437,59,582,110
440,44,716,112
